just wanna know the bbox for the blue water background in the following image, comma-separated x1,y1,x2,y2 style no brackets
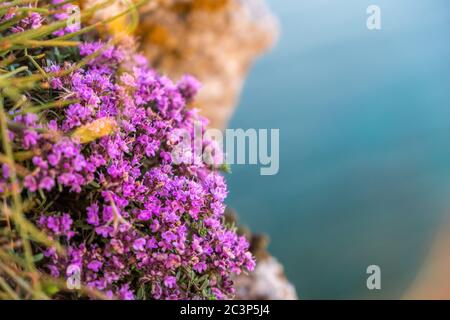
226,0,450,299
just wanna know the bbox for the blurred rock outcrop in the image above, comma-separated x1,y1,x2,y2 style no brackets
225,208,298,300
234,256,298,300
138,0,278,129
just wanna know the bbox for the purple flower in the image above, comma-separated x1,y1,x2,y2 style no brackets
132,238,146,251
3,31,255,299
23,130,38,148
177,75,201,103
11,12,42,33
164,276,177,289
87,203,100,226
194,262,207,273
39,176,55,191
118,283,135,300
87,260,103,272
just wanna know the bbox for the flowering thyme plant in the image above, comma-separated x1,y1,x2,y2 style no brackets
0,0,254,300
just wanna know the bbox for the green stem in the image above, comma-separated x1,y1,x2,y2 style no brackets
0,94,42,298
19,98,79,114
0,66,28,79
0,276,20,299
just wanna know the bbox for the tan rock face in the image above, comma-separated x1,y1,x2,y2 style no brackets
138,0,278,129
234,256,298,300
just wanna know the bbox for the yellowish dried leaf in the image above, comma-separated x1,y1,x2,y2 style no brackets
71,117,116,144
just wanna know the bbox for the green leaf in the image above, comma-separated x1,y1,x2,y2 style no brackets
136,285,146,300
42,282,59,297
219,163,232,174
32,253,44,262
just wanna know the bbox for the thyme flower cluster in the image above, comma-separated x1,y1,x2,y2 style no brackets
0,2,254,300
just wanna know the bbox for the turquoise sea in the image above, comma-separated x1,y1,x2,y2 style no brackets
226,0,450,299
